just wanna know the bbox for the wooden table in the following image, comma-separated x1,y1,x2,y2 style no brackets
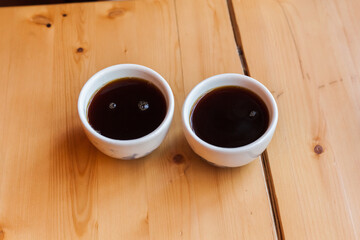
0,0,359,239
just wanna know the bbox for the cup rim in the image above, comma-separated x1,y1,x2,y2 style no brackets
78,64,175,145
182,73,278,152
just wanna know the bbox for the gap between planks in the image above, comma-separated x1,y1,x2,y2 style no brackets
225,0,284,239
225,0,250,76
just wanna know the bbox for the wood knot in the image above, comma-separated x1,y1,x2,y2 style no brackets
144,212,149,224
62,13,67,17
108,8,126,18
314,145,324,154
76,47,84,53
32,15,52,27
0,229,4,240
173,154,185,164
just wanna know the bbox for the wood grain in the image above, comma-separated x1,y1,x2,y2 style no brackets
174,0,276,239
0,1,275,239
232,0,360,238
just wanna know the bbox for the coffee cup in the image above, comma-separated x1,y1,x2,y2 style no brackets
182,74,278,167
78,64,174,159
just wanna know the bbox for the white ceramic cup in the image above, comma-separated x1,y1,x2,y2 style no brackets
182,74,278,167
78,64,174,159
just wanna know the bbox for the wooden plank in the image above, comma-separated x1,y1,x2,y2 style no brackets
173,0,276,239
0,0,275,239
231,0,360,238
0,5,55,240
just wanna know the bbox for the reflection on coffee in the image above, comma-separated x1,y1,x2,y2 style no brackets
190,86,269,148
88,77,166,140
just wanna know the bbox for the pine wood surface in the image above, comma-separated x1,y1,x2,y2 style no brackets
232,0,360,239
0,1,276,239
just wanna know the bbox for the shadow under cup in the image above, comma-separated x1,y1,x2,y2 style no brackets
78,64,174,159
182,74,278,167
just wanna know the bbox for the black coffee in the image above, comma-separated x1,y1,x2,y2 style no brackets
190,86,269,148
88,77,167,140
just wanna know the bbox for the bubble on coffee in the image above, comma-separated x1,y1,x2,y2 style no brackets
138,101,149,111
109,102,117,109
249,110,257,118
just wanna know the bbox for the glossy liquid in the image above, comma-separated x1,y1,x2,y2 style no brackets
88,77,166,140
190,86,269,148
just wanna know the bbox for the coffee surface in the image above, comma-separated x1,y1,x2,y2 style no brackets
190,86,269,148
88,77,167,140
